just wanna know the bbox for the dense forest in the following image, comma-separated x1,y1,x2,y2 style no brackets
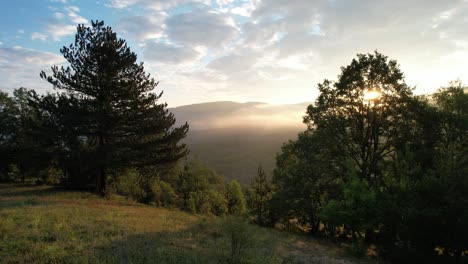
1,21,467,263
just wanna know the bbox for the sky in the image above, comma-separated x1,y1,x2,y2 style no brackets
0,0,467,107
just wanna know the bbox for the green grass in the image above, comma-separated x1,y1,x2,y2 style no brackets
0,184,374,263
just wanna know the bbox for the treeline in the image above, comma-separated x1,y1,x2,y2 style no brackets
1,20,467,263
0,21,188,195
0,21,248,218
250,52,467,263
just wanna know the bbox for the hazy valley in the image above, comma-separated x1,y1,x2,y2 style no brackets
171,101,309,183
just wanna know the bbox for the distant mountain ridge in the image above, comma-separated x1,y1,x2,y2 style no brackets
170,101,310,183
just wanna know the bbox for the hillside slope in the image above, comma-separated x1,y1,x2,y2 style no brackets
171,101,309,183
0,184,371,263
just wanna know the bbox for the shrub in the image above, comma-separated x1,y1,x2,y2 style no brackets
44,166,64,185
209,190,228,216
226,180,247,215
151,179,178,207
188,190,212,214
115,168,146,201
221,217,255,263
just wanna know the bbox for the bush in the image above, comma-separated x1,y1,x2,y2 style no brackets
209,190,228,216
226,180,247,215
151,179,177,207
44,166,64,185
115,168,146,201
6,164,20,182
221,217,255,263
188,190,212,214
187,189,228,216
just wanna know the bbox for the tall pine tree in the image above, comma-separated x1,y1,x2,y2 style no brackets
40,21,189,194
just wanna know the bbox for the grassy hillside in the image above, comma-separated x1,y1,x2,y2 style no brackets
0,184,373,264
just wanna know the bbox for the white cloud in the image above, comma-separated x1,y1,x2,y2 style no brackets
143,42,204,64
63,6,87,24
0,47,64,92
207,51,258,74
43,5,88,41
46,23,76,41
116,13,167,41
67,6,79,12
231,2,255,17
53,12,65,19
31,32,48,41
166,9,239,48
107,0,210,10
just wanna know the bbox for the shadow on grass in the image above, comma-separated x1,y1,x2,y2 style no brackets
93,222,229,264
0,184,72,198
93,220,284,264
0,197,57,210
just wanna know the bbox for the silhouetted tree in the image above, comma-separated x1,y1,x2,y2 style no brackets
249,164,273,226
40,21,189,194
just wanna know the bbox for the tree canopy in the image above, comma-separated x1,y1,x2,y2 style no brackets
37,21,189,194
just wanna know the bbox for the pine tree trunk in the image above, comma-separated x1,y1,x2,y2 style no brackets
96,167,106,195
96,134,106,195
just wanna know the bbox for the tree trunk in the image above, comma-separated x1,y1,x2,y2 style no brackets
96,167,106,195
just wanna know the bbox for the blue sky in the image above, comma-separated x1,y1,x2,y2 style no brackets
1,0,467,106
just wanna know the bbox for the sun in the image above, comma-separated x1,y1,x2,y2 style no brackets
363,89,381,101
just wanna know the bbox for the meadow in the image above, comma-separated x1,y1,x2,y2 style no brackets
0,184,374,264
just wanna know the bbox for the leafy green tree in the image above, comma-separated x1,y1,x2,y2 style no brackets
272,130,344,233
249,164,273,226
0,91,18,179
320,175,378,240
151,178,177,207
177,159,224,209
40,21,188,194
225,180,247,215
304,51,413,188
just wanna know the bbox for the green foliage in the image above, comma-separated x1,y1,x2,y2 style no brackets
271,130,343,233
209,189,229,216
39,20,188,194
177,159,224,208
151,178,177,207
188,190,228,216
320,176,377,239
188,190,213,215
249,165,273,226
226,180,247,215
115,168,146,201
43,166,64,185
221,217,255,263
272,52,468,262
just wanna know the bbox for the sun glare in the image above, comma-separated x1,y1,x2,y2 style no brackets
363,89,381,101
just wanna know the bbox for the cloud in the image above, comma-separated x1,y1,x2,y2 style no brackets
107,0,210,10
53,12,66,19
231,2,256,17
65,6,88,24
166,9,239,48
116,14,167,41
42,5,88,41
31,32,48,41
207,51,258,74
0,46,64,92
143,42,204,64
46,22,76,41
